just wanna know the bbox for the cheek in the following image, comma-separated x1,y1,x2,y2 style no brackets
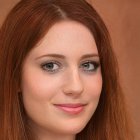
85,74,102,104
21,71,61,122
86,73,102,94
21,69,60,101
78,74,102,127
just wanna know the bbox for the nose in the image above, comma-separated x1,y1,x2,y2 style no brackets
63,69,84,97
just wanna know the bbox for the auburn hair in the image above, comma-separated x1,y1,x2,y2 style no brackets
0,0,133,140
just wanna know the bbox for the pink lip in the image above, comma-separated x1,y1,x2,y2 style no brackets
54,103,86,115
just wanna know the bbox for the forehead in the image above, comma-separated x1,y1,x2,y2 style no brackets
44,20,94,40
30,20,98,58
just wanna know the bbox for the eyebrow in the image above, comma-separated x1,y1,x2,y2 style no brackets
35,53,99,60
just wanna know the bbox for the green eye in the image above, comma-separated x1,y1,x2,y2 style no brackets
81,61,100,72
41,61,61,73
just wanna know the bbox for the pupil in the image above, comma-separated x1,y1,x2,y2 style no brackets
47,63,53,69
84,63,89,68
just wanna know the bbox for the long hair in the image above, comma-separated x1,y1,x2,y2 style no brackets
0,0,133,140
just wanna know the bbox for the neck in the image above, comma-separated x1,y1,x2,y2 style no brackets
37,133,75,140
36,130,76,140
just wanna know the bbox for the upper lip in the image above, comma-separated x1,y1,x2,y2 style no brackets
53,103,87,108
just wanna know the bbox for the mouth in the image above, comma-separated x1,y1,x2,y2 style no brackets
53,103,87,115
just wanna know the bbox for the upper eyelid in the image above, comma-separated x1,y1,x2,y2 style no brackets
40,59,100,67
36,54,100,62
80,60,100,65
80,59,100,62
41,60,62,65
40,57,100,62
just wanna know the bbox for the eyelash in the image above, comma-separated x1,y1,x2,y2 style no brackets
80,61,100,73
41,60,100,73
41,61,62,73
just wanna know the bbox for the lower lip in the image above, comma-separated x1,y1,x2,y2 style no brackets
54,105,84,115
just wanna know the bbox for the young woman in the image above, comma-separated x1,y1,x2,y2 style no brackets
0,0,133,140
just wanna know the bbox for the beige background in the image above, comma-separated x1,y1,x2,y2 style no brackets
0,0,140,139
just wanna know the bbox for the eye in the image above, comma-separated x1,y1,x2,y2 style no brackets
80,61,100,72
41,61,61,73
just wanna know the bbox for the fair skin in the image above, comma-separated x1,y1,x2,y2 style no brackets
21,20,102,140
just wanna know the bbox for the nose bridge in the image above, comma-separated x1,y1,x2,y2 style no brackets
63,67,84,95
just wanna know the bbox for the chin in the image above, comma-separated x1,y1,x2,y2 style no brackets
62,123,87,135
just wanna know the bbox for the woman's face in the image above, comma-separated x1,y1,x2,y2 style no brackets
21,21,102,139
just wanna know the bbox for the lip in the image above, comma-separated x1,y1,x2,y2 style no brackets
54,103,86,115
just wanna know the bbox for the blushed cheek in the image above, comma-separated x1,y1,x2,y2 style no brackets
21,75,61,104
88,75,102,103
90,74,102,91
96,73,103,94
89,80,102,111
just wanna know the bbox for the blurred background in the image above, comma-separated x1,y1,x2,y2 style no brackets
0,0,140,139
